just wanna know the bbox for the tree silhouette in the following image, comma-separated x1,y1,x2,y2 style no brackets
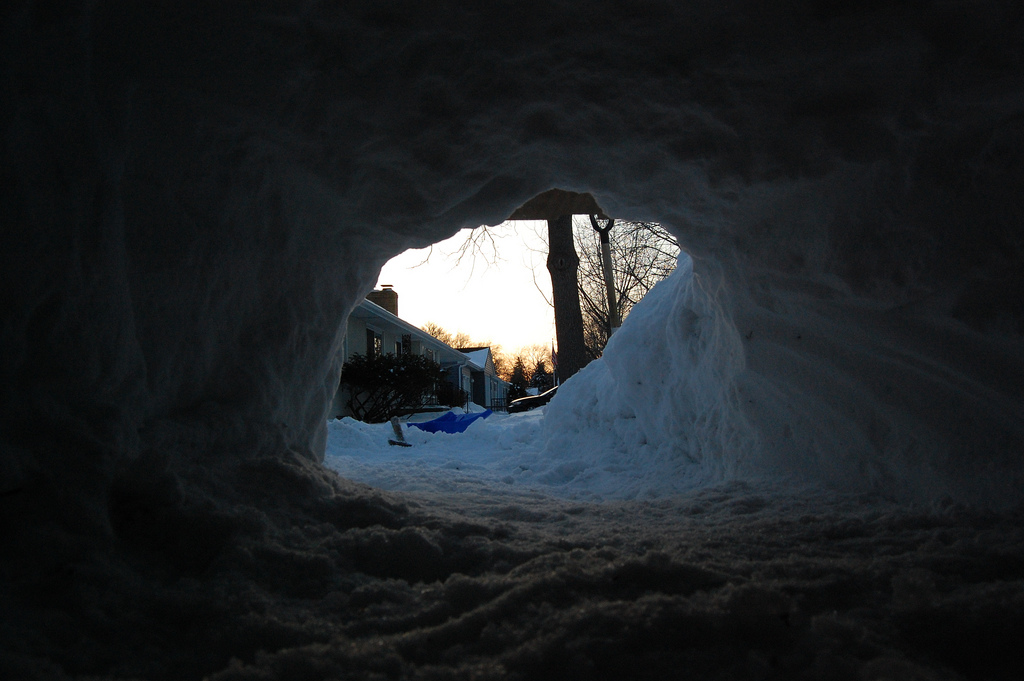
574,219,679,357
507,357,529,400
530,359,554,392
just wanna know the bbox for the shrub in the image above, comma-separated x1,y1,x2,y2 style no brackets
341,353,447,423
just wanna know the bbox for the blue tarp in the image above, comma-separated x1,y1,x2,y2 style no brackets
407,410,492,434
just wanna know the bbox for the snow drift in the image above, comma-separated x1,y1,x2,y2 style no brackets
545,249,1024,506
543,255,755,496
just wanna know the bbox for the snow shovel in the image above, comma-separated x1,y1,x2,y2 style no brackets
388,416,411,447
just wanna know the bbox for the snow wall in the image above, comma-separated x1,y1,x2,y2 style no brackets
3,2,1023,542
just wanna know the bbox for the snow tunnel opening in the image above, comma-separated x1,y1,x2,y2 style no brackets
331,186,685,414
324,187,705,503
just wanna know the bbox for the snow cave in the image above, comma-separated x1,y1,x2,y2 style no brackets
2,2,1023,679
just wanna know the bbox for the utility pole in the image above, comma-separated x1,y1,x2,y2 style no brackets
589,215,620,335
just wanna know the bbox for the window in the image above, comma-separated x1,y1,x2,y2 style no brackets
366,327,382,359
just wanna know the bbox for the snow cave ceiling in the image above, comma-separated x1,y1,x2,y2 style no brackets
2,0,1023,520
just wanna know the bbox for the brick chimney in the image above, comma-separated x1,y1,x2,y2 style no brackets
366,285,398,316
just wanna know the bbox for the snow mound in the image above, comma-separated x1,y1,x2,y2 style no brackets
542,255,755,498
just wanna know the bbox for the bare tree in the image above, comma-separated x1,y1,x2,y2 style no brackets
515,343,554,376
448,224,503,269
421,321,454,346
445,192,672,376
421,322,473,350
502,343,555,391
574,218,679,357
489,345,511,382
510,189,607,383
545,214,588,381
450,331,474,349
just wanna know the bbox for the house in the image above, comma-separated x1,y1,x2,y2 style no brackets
331,287,510,418
456,347,510,412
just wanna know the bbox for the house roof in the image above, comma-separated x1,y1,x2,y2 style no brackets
461,348,490,371
456,348,509,386
349,302,507,385
351,299,468,366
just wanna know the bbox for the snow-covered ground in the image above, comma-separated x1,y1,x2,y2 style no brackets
317,254,1023,679
326,406,690,501
328,251,1024,511
319,406,1024,681
326,409,538,494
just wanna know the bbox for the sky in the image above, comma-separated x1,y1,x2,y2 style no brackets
376,220,558,352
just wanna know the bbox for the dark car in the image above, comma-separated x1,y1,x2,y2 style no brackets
507,386,558,413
